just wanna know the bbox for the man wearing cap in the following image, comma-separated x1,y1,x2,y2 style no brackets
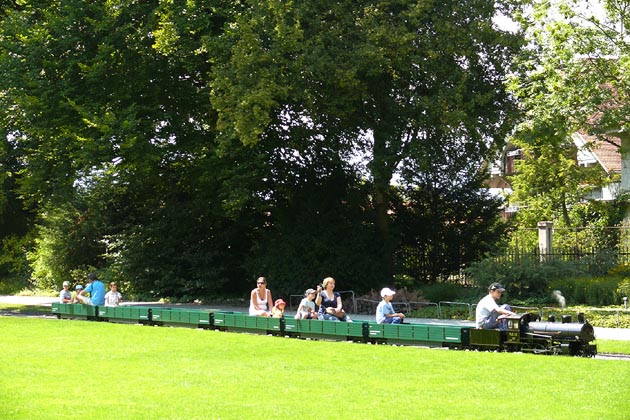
76,273,106,306
59,281,72,303
476,283,515,330
376,287,405,324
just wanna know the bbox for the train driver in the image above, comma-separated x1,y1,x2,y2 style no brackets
476,282,515,331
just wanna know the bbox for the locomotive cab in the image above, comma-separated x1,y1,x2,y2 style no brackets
469,313,531,351
504,313,531,349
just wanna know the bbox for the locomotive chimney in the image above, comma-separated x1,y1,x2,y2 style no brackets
561,315,571,324
548,315,555,323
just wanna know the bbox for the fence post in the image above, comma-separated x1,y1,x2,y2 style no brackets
538,221,553,261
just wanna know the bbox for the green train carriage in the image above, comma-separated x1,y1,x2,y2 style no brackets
50,303,596,356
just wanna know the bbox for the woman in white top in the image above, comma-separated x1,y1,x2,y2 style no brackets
249,277,273,317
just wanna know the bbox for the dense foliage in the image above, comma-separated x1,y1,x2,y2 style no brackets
466,249,625,305
1,1,522,298
506,0,630,242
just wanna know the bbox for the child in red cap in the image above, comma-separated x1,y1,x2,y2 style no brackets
271,299,286,318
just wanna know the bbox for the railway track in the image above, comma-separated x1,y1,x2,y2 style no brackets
595,352,630,361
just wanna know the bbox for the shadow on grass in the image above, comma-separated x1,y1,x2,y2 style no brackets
0,304,51,316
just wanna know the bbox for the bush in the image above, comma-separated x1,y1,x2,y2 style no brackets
542,307,630,328
548,277,621,306
465,255,565,299
419,283,482,303
466,250,619,300
617,278,630,300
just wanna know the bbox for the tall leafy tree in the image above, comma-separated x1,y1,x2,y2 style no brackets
0,0,263,295
508,0,630,226
0,129,34,288
0,0,523,296
503,0,630,259
210,0,524,278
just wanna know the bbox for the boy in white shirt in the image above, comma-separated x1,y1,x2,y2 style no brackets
376,287,405,324
104,282,122,307
295,288,318,319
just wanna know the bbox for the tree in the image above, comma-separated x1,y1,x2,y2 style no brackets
0,0,524,296
0,1,264,295
395,177,507,285
511,0,630,190
508,0,630,227
508,127,607,229
0,129,34,289
209,0,524,279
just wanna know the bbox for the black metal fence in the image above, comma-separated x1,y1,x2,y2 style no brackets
492,246,630,265
399,225,630,285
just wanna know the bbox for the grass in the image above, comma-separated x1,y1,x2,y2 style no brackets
598,339,630,354
1,317,630,419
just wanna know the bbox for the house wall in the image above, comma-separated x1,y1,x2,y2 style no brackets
620,133,630,193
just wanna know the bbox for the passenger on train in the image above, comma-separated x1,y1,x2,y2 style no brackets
376,287,405,324
316,277,351,322
294,288,319,320
476,282,515,330
271,299,286,318
59,281,72,304
76,273,106,306
71,284,83,304
249,276,273,317
104,282,123,307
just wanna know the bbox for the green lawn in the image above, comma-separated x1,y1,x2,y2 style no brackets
597,339,630,354
1,317,630,419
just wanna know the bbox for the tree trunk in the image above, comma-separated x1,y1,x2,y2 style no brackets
371,127,395,279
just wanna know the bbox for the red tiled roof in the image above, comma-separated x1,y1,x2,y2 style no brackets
577,131,621,173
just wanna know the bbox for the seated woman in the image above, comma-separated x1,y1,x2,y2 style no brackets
316,277,350,322
249,277,273,317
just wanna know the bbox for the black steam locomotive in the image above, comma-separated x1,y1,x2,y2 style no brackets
469,313,597,356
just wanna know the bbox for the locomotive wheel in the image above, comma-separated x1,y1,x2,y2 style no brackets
532,343,549,354
519,343,532,353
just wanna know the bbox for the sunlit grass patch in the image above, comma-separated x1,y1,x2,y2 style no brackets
1,317,630,419
598,339,630,354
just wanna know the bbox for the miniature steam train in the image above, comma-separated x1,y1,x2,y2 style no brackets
51,303,597,357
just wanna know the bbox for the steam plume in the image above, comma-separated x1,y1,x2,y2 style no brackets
551,290,566,309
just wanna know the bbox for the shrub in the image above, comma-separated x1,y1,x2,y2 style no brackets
617,278,630,300
466,250,619,301
548,277,621,306
418,282,481,303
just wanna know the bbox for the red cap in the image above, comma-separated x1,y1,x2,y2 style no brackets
274,299,286,307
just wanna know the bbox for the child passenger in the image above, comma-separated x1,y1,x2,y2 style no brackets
71,284,83,304
271,299,286,318
376,287,405,324
104,282,122,307
59,281,72,303
295,288,318,320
